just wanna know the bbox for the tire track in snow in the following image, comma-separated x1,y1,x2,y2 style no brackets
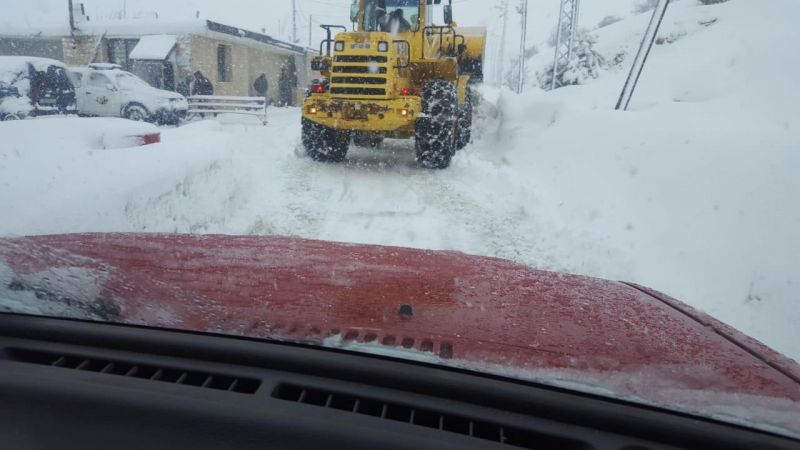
414,164,546,266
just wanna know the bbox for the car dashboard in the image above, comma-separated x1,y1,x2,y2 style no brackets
0,314,797,450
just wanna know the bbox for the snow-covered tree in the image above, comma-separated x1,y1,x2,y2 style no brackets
536,29,605,90
504,45,539,90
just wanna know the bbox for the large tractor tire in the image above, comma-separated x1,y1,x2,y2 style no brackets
415,80,457,170
455,86,474,151
302,118,350,163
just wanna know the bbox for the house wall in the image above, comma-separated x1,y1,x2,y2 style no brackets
187,34,305,105
0,37,64,60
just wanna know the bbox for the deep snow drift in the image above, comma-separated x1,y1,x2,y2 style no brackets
1,0,798,362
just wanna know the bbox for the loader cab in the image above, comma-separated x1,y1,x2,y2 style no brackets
352,0,454,34
425,0,453,27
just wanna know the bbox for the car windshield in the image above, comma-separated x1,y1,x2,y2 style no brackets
1,0,799,442
363,0,420,32
115,72,151,90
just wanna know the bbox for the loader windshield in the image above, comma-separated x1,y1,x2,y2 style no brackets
363,0,420,33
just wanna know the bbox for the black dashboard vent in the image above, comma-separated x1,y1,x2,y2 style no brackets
10,348,260,394
273,384,590,450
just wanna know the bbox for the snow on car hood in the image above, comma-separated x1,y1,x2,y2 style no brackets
0,233,798,438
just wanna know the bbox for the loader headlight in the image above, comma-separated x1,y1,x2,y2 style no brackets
335,41,345,52
378,41,389,52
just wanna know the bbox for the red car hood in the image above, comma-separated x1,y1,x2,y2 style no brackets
1,234,799,437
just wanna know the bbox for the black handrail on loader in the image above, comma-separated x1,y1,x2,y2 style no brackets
319,25,347,56
421,26,466,59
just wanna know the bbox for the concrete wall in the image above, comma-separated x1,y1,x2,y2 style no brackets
0,37,64,60
62,35,102,66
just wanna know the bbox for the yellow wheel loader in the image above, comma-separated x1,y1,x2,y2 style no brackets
302,0,487,169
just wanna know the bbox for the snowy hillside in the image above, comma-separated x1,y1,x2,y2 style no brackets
1,0,798,362
490,0,800,359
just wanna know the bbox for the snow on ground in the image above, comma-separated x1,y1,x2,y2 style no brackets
0,0,798,361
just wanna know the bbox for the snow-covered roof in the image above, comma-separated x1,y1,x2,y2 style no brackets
88,63,124,70
128,35,177,60
0,18,204,38
84,19,208,37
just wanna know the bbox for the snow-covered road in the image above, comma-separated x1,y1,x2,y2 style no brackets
123,107,582,271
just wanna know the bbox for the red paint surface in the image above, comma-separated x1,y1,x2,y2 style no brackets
1,233,799,432
141,133,161,146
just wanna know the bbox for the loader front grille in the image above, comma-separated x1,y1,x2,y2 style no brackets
331,77,387,85
330,87,387,96
334,55,388,63
333,66,388,74
330,52,390,99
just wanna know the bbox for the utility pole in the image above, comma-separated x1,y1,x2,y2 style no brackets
550,0,581,91
517,0,528,94
309,15,313,48
68,0,75,35
292,0,298,44
496,0,510,87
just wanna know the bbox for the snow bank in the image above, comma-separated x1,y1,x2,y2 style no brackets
0,117,232,236
0,116,159,149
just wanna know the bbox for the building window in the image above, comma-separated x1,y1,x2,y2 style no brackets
217,44,232,82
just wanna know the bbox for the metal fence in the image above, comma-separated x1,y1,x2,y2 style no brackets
186,95,268,125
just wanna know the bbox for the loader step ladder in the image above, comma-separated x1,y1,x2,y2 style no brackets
187,95,268,125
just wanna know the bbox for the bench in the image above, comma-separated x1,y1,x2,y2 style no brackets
187,95,268,125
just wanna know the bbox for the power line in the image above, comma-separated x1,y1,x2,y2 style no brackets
616,0,671,110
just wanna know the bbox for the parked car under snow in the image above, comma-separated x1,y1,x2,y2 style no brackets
68,64,188,125
0,56,77,120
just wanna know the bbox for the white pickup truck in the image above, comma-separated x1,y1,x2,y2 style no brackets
68,64,188,125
